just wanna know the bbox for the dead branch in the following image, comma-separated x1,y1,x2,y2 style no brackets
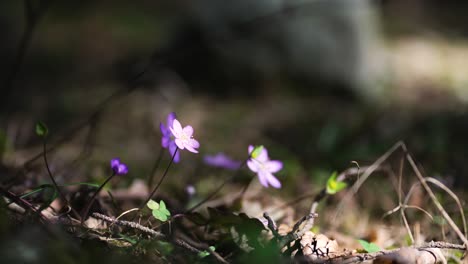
92,213,229,263
309,241,465,264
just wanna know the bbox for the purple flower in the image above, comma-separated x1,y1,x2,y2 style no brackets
204,153,241,170
186,185,196,196
110,158,129,175
247,145,282,188
160,112,180,162
169,119,200,153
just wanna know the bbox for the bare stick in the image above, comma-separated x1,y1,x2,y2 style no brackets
308,241,466,264
92,213,228,263
92,212,164,238
405,151,468,248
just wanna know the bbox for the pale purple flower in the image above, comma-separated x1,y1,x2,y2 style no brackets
186,185,196,196
204,153,241,170
169,119,200,153
110,158,129,175
247,145,282,188
160,112,180,162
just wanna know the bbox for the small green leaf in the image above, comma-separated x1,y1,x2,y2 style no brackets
149,200,170,221
119,234,137,244
326,171,347,195
357,239,381,253
153,210,169,221
159,200,166,211
35,122,48,137
147,199,159,210
250,145,264,159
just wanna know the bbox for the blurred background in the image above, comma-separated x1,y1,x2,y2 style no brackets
1,0,468,251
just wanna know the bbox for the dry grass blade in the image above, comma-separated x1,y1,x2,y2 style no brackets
424,177,468,240
405,150,468,248
332,141,404,222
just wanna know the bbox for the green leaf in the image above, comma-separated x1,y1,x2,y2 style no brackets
35,122,48,137
119,234,137,244
149,200,170,221
357,239,381,253
147,199,159,210
250,145,264,159
326,171,347,195
152,210,169,222
159,200,166,211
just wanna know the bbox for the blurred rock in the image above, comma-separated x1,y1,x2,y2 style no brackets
164,0,384,100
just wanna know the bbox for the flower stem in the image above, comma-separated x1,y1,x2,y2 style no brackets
147,147,164,188
141,148,178,209
81,172,116,224
81,171,115,225
42,136,81,220
186,158,247,213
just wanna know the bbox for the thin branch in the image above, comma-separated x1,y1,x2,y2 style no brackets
405,151,468,248
309,241,466,264
92,213,228,263
92,212,164,238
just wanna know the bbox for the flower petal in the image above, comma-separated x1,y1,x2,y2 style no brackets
117,164,129,175
183,125,194,137
167,112,176,127
161,136,171,148
247,159,259,172
168,142,181,163
256,147,269,162
266,173,281,188
266,160,283,173
257,171,269,188
171,119,183,137
185,144,198,153
110,158,120,169
174,138,185,149
188,138,200,148
248,145,254,155
204,153,240,170
174,150,180,163
160,122,169,136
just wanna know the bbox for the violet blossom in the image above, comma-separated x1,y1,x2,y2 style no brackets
247,145,282,188
204,152,241,170
169,119,200,153
160,112,180,162
110,158,128,175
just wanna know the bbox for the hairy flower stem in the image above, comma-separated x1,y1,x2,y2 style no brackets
186,159,248,213
147,147,164,188
141,148,179,209
81,172,116,224
42,137,81,220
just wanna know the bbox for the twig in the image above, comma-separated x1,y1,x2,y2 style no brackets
92,212,164,238
278,213,318,249
405,150,468,248
263,212,279,239
309,241,466,264
92,213,228,263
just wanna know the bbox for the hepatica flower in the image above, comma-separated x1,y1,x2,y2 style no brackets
169,119,200,153
110,158,128,175
204,153,241,170
160,112,180,162
247,145,282,188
